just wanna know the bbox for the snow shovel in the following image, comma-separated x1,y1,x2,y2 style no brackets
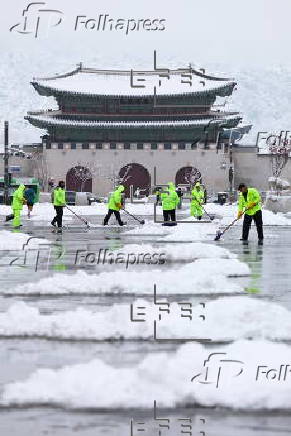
214,216,241,241
202,205,215,221
122,208,145,225
66,206,91,228
214,210,248,241
192,198,214,221
214,202,259,242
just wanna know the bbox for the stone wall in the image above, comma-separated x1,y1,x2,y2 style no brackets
233,149,291,191
2,146,291,196
43,146,230,195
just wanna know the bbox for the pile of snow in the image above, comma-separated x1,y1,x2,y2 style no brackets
1,297,290,342
262,210,291,225
0,203,73,221
0,230,50,250
206,203,236,219
2,340,291,410
124,221,171,236
126,217,218,242
0,202,157,220
220,208,291,226
164,221,216,242
116,242,236,262
4,259,248,296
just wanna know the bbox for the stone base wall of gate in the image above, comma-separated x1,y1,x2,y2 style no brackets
43,148,230,196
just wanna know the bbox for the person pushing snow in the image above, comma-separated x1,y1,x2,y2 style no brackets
11,184,26,229
161,182,179,226
51,181,66,231
237,183,264,244
190,182,205,220
103,185,125,226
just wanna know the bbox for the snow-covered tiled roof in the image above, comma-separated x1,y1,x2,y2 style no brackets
26,114,241,129
32,67,236,97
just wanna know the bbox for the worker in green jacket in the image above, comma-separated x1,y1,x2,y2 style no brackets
237,183,263,244
11,184,26,228
190,182,205,220
51,181,66,229
161,182,179,226
103,185,125,226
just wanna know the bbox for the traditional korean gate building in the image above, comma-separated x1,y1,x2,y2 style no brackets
25,64,252,195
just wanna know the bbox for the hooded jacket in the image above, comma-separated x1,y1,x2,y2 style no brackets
238,188,262,216
161,183,179,210
108,185,125,211
167,182,176,192
191,183,205,204
53,187,66,206
12,184,26,210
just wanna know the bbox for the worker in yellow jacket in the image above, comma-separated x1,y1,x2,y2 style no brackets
237,183,263,244
51,181,66,230
190,182,205,220
103,185,125,226
11,184,26,228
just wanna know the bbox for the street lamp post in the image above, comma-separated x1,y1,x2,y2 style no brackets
228,128,239,204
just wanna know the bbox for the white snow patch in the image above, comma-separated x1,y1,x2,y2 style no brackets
6,260,246,296
118,242,236,262
0,230,50,250
0,297,289,342
2,340,291,410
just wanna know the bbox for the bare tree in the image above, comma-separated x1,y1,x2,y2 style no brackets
98,163,133,190
184,167,202,186
73,161,102,192
268,136,291,185
30,150,49,190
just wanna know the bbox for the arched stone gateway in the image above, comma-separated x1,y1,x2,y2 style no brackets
119,163,151,197
66,166,93,192
175,166,202,185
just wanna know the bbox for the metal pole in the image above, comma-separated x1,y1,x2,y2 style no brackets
4,121,9,205
228,124,243,201
229,129,234,204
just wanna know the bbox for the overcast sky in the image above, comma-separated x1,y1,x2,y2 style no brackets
1,0,291,67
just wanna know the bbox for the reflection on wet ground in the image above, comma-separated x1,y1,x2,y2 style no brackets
0,216,291,435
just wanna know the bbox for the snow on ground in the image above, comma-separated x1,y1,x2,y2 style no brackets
0,230,50,250
2,340,291,410
258,209,291,225
206,204,291,226
1,201,289,227
164,221,216,242
0,202,159,219
115,242,236,262
73,202,158,217
206,203,291,226
206,203,236,218
4,260,247,296
125,216,217,241
0,297,290,342
124,221,171,235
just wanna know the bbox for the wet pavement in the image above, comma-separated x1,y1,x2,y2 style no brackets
0,215,291,435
